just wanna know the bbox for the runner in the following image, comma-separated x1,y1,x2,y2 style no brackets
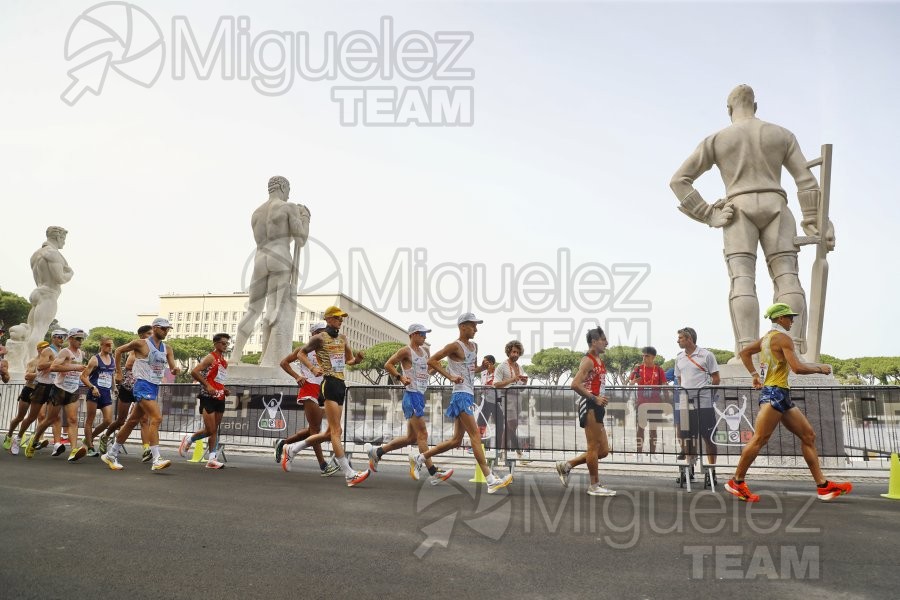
274,322,340,476
367,323,454,485
102,318,180,471
724,303,852,503
30,328,88,462
179,333,231,469
19,330,67,457
280,306,370,487
555,326,616,496
4,341,46,455
79,336,116,457
100,325,153,458
415,313,513,494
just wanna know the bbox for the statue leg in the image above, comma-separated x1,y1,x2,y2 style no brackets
231,266,268,361
725,252,759,358
766,251,807,354
760,198,807,354
259,270,293,366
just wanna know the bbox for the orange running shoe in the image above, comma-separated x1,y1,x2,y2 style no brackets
724,479,760,503
817,480,852,501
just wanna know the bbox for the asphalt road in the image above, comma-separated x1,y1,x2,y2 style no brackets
1,447,897,600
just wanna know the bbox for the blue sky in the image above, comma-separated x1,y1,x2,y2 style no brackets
1,1,897,362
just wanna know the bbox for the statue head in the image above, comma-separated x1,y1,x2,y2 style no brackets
267,176,290,200
8,324,28,341
46,226,68,248
727,84,757,120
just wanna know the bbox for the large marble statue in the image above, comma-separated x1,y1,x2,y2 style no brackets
24,226,74,362
231,176,310,367
670,85,834,359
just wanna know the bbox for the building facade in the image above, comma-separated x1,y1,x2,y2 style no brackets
137,292,406,358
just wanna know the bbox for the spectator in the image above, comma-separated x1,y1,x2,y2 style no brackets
628,346,668,461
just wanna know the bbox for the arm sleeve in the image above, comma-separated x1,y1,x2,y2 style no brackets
706,352,719,375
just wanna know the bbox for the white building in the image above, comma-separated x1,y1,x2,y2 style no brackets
137,292,406,353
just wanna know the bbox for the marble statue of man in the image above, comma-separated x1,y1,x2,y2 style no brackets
24,226,74,360
670,85,834,358
231,176,310,366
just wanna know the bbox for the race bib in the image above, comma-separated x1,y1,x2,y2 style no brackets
97,372,113,389
62,371,81,393
214,367,228,384
330,353,345,373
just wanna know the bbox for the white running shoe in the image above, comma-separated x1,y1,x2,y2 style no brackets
487,473,513,494
101,453,124,471
587,483,616,496
555,461,570,488
151,458,172,471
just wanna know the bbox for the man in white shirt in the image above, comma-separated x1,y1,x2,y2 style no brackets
674,327,720,472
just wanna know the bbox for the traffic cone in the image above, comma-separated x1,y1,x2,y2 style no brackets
188,438,206,463
469,444,488,483
881,453,900,500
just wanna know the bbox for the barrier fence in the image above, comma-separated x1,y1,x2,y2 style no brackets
2,383,898,470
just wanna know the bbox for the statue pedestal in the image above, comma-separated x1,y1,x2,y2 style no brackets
226,364,294,386
716,362,838,387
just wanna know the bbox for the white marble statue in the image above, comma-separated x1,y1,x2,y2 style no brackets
670,85,834,359
3,324,30,377
231,176,310,366
24,226,74,362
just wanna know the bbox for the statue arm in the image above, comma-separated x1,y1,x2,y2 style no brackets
46,252,73,285
669,138,733,228
291,204,311,246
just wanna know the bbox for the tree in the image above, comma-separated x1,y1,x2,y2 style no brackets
603,346,645,385
0,288,30,334
82,326,136,356
525,347,583,385
348,341,405,385
708,348,735,365
241,352,261,365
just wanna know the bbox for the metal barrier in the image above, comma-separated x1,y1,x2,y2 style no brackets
2,382,897,470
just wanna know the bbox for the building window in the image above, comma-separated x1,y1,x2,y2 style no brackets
214,311,219,320
231,324,236,333
195,312,201,320
232,311,238,320
250,335,255,344
168,312,174,320
194,324,199,332
177,312,182,321
204,312,209,320
203,324,209,332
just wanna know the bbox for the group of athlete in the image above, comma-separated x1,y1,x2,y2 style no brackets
3,302,853,502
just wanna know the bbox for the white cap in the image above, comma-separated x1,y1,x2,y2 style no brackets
310,321,327,333
457,312,483,325
67,327,86,338
152,317,173,329
407,323,432,335
51,328,68,337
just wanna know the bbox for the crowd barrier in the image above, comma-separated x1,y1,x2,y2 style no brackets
1,383,897,471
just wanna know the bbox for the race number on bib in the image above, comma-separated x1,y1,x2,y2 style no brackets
97,372,113,389
330,353,346,373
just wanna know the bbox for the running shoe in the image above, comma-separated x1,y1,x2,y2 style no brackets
487,473,513,494
586,483,616,496
274,439,285,463
151,458,171,471
25,442,35,458
555,461,570,488
410,453,425,481
86,447,99,458
817,480,852,501
101,453,124,470
98,434,109,454
724,479,760,503
346,469,370,487
141,448,153,463
10,436,20,456
52,443,66,457
281,446,292,472
429,467,454,486
2,434,11,451
320,459,340,477
206,459,225,469
36,439,49,450
67,446,87,462
179,434,192,458
367,446,380,472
